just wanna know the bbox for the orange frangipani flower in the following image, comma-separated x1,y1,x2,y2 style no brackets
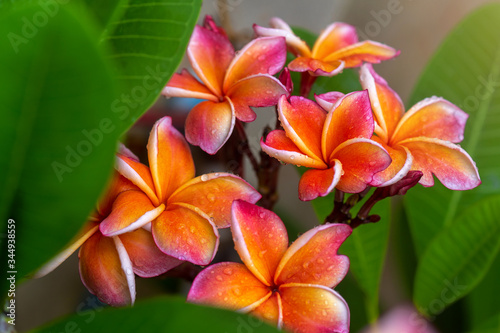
163,16,288,154
105,116,261,266
188,200,352,333
359,64,481,189
261,92,392,201
254,17,399,77
35,170,183,306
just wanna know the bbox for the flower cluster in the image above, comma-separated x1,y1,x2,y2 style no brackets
38,15,480,333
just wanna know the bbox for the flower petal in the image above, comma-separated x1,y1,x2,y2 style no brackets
168,173,261,228
231,200,289,286
100,190,165,236
279,284,350,333
187,25,234,97
223,37,286,92
311,22,358,60
254,17,311,57
35,223,99,278
152,206,219,265
322,90,374,161
148,116,195,202
323,41,400,68
332,138,392,193
275,223,351,287
370,138,413,187
185,99,235,155
96,174,138,217
188,262,271,311
298,165,342,201
115,153,159,206
399,137,481,190
314,91,345,111
278,95,326,161
79,231,133,306
251,292,283,329
392,96,468,144
119,228,183,278
288,57,344,76
162,69,218,101
226,74,288,122
261,130,327,169
112,236,136,305
360,64,404,141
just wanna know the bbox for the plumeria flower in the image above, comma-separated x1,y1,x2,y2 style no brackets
35,171,183,306
260,92,392,201
360,305,438,333
254,17,399,77
188,200,352,333
360,64,481,189
109,116,261,265
163,15,288,154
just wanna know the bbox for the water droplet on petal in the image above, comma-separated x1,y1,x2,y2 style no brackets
317,258,325,264
201,174,209,181
327,265,335,272
216,275,223,281
223,268,233,275
189,226,196,233
233,288,242,296
259,213,265,219
302,262,310,269
258,250,267,258
207,193,216,202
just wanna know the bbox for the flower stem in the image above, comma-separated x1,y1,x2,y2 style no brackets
299,72,317,97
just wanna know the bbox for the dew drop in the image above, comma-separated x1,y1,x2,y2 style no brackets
321,309,327,316
223,297,228,301
233,288,242,296
326,265,334,272
211,129,217,135
201,174,209,181
201,238,208,244
216,275,223,281
317,258,325,264
178,223,185,230
218,292,223,296
258,250,267,258
290,155,295,160
257,55,266,61
125,268,133,276
189,226,196,233
223,268,233,275
207,193,216,202
259,212,265,219
302,262,310,269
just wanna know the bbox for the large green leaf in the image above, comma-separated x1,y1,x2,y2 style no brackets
0,4,121,294
31,297,281,333
413,195,500,316
466,314,500,333
98,0,202,123
405,3,500,256
466,249,500,327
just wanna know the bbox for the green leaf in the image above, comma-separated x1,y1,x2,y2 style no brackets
405,3,500,256
98,0,202,123
466,249,500,327
0,4,121,292
413,195,500,317
466,313,500,333
338,197,390,322
31,297,282,333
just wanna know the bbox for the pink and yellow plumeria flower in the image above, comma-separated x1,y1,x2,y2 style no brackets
254,17,399,76
35,172,183,306
260,92,392,201
188,200,352,333
107,116,261,266
163,16,288,154
360,64,481,189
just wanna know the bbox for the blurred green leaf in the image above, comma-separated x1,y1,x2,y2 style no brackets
0,4,122,294
405,3,500,256
31,297,282,333
466,249,500,327
466,313,500,333
413,195,500,317
98,0,202,123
